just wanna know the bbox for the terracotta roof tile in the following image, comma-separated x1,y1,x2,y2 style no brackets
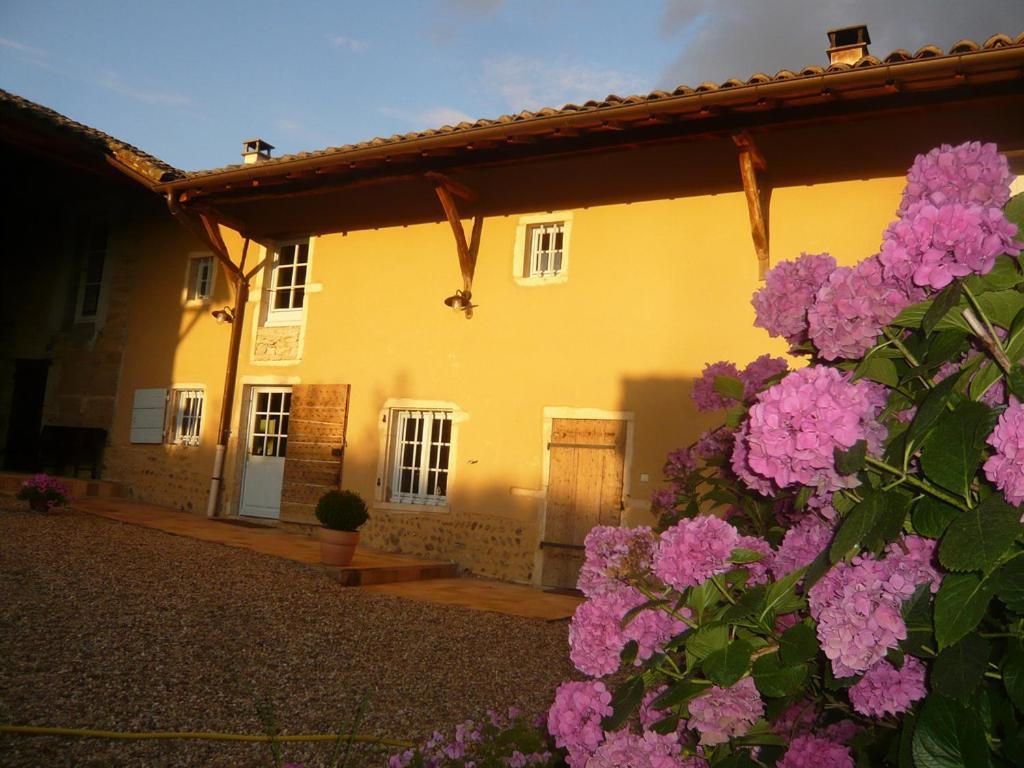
0,88,182,182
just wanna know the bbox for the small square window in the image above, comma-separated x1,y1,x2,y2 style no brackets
386,409,452,505
169,388,204,446
524,222,565,278
186,256,215,302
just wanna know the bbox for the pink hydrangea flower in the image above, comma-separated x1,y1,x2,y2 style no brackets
900,141,1015,213
772,515,833,578
741,366,887,493
664,447,698,479
984,398,1024,509
687,677,764,746
883,535,942,596
752,252,837,345
547,681,613,768
653,515,740,589
569,586,688,676
807,256,916,360
650,487,680,515
880,201,1020,291
740,354,789,398
771,700,817,738
730,423,777,497
821,720,862,745
639,686,689,737
577,525,656,598
778,734,854,768
692,361,743,412
694,428,733,460
809,553,929,677
735,535,774,585
849,657,927,718
587,728,687,768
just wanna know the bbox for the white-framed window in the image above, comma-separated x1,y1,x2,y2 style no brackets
525,222,565,278
386,409,453,506
75,222,108,322
512,212,573,286
266,240,309,325
169,388,204,446
185,255,215,303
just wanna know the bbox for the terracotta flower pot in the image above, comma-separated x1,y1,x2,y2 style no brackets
28,498,48,513
316,528,360,566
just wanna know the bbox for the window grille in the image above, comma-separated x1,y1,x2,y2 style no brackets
171,389,204,446
525,222,564,278
271,242,309,312
249,390,290,457
388,410,452,505
187,256,214,301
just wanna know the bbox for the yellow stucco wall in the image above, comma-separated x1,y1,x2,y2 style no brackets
105,170,907,582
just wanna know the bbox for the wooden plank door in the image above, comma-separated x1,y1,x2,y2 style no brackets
540,418,627,589
279,384,350,524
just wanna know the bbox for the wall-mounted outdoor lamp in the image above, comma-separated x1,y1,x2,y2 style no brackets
211,306,235,324
443,289,475,319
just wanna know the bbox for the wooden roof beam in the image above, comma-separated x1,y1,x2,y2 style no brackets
732,131,771,279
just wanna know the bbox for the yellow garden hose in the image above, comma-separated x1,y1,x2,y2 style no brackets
0,724,413,749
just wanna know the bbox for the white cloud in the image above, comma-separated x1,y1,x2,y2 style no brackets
328,35,368,51
0,36,48,57
481,56,649,112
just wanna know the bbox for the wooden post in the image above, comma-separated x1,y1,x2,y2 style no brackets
732,132,771,280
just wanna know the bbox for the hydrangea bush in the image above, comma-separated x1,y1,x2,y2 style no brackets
393,142,1024,768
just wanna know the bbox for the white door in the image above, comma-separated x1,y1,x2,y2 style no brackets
240,387,291,519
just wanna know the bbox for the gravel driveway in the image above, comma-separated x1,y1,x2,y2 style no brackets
0,501,575,767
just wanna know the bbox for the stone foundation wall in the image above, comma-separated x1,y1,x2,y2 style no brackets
254,326,301,362
103,443,211,513
360,509,539,583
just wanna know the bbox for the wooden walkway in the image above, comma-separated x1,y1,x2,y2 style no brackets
71,497,581,620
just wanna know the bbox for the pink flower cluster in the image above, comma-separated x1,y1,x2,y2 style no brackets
694,428,732,460
569,586,689,677
687,677,764,746
577,525,656,598
752,252,836,344
880,201,1020,291
730,423,777,497
772,515,833,578
984,398,1024,508
692,361,742,412
809,537,939,677
900,141,1014,213
807,256,915,361
664,448,698,479
653,515,739,589
735,535,774,585
737,366,887,494
741,354,789,397
848,657,927,718
778,735,854,768
547,681,613,768
17,473,72,509
587,729,694,768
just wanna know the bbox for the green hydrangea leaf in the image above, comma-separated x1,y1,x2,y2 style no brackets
912,497,959,538
1004,641,1024,713
922,282,963,334
920,401,996,497
992,555,1024,613
939,495,1022,573
601,676,646,731
714,375,746,402
931,634,991,701
751,652,807,697
779,620,819,665
912,695,992,768
933,572,995,649
703,638,753,687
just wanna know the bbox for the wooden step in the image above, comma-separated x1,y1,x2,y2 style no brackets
321,560,459,587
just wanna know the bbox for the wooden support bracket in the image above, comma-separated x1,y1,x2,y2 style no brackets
732,132,771,280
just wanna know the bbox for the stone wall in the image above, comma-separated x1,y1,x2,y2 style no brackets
254,326,301,362
360,508,539,583
103,442,211,512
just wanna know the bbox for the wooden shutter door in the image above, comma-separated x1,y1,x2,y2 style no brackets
280,384,350,524
540,418,627,589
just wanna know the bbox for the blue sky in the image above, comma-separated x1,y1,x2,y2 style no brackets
1,0,1020,171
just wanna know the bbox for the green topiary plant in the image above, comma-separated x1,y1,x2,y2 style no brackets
315,489,369,532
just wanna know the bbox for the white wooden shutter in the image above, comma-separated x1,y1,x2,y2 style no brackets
131,388,168,443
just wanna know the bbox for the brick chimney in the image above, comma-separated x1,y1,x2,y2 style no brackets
242,138,274,164
826,25,871,65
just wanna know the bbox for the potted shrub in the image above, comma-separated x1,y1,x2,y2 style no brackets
314,489,368,566
16,474,72,512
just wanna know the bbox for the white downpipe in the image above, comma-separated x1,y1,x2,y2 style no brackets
206,444,226,518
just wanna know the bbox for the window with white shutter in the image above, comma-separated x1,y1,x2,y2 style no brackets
130,388,167,444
